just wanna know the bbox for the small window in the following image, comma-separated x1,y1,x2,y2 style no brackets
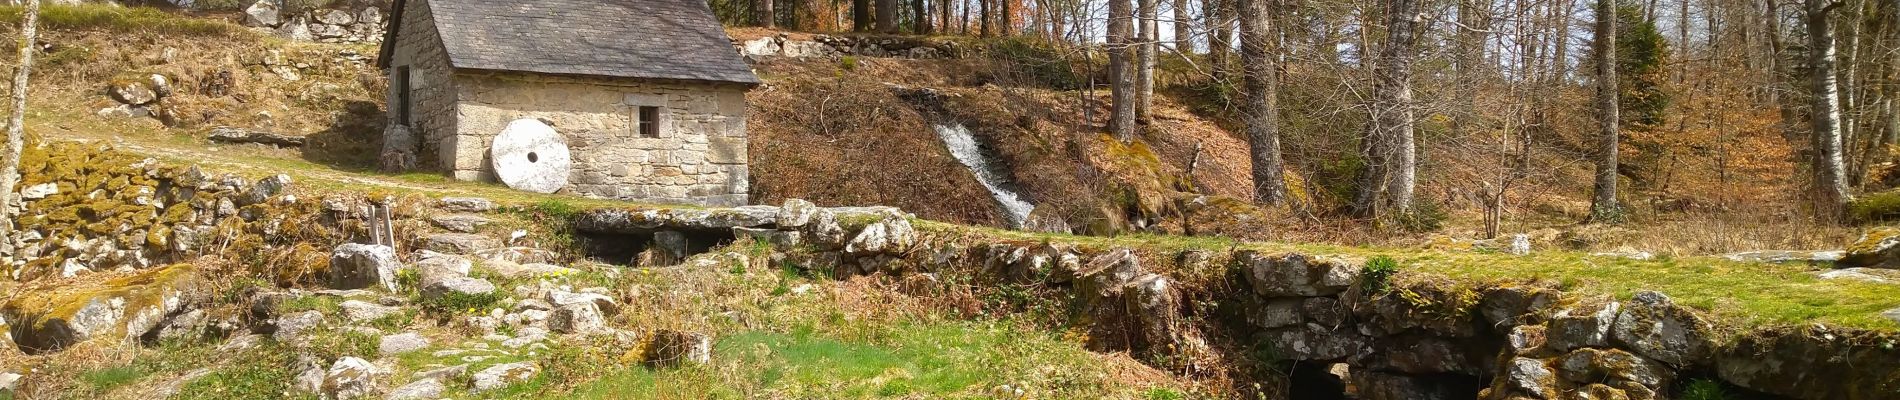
636,106,661,138
394,66,412,125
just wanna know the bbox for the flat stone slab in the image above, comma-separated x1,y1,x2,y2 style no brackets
431,214,493,233
423,233,502,255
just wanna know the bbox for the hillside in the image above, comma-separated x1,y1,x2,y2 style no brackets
0,4,1896,400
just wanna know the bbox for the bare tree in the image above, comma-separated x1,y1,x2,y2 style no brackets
1806,0,1851,220
1353,0,1423,218
1110,0,1138,142
0,0,39,254
1239,0,1285,204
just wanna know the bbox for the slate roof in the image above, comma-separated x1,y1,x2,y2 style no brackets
381,0,760,86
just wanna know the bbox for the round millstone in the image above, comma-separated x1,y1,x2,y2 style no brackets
489,119,572,194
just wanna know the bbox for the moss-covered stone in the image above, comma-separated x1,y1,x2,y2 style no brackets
1,263,204,354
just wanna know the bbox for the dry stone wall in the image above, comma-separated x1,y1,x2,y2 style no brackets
241,0,389,44
3,142,297,282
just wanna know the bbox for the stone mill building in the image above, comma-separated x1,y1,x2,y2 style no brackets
377,0,761,206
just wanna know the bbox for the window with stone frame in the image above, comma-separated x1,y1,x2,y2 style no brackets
636,106,661,138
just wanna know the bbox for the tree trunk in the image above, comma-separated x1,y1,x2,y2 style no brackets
1549,0,1574,83
759,0,776,27
1589,0,1622,221
913,0,930,33
0,0,38,256
1207,0,1232,81
1353,0,1422,217
1807,0,1851,220
980,0,991,36
1239,0,1285,205
961,0,971,34
1172,0,1192,52
1000,0,1011,35
855,0,873,31
877,0,899,33
1137,0,1157,123
1110,0,1138,142
941,0,953,35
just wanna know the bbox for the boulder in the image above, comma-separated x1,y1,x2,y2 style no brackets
1074,248,1143,300
1507,325,1546,355
321,357,382,400
423,233,502,255
6,264,204,354
470,362,539,393
338,300,400,323
548,302,605,335
439,197,497,213
741,37,781,58
1259,324,1367,362
1245,298,1305,329
385,378,444,400
1817,267,1898,284
272,310,324,341
1717,326,1900,399
242,0,283,27
645,230,689,267
0,371,20,392
1478,285,1559,331
548,291,619,316
107,80,159,105
733,227,801,248
1545,297,1619,351
778,198,817,228
316,9,355,25
234,173,292,206
845,214,916,255
430,214,492,233
1838,227,1900,269
146,308,208,344
1239,252,1361,297
330,244,401,291
422,277,497,300
378,332,430,356
1610,291,1712,368
1502,357,1558,399
413,254,473,287
1555,348,1673,390
645,330,712,367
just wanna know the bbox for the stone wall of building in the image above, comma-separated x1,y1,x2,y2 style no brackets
449,73,750,207
382,0,457,171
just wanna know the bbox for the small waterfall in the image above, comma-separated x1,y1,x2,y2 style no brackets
934,124,1035,228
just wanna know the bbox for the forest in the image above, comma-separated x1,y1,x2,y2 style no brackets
714,0,1900,241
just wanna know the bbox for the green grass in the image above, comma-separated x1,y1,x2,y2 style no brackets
173,345,314,400
0,4,253,37
78,366,146,393
928,220,1900,331
562,322,1150,399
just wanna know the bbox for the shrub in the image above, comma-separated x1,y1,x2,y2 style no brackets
1849,189,1900,223
987,36,1083,90
1361,255,1400,293
1679,379,1730,400
2,4,251,37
